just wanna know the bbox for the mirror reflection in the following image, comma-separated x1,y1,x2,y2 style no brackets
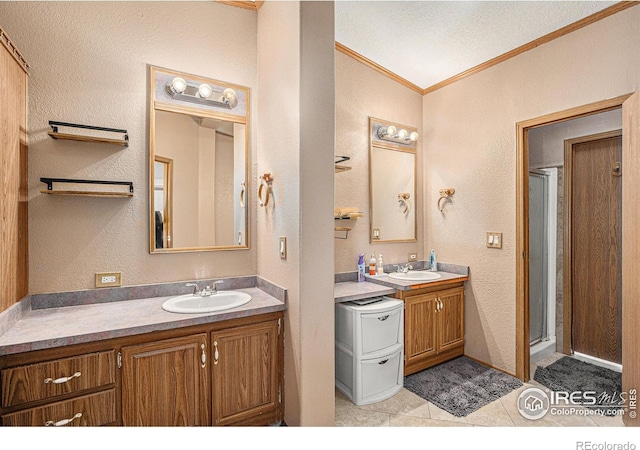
149,66,249,253
369,117,418,243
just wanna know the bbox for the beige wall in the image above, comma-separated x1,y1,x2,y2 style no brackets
335,51,424,272
257,0,335,426
0,2,258,293
423,6,640,374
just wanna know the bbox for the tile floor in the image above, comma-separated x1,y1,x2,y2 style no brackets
335,353,624,427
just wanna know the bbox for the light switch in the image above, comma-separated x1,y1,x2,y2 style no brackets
486,232,502,249
279,237,287,259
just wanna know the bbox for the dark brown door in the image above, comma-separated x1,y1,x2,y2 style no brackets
569,132,622,363
404,293,437,370
438,287,465,352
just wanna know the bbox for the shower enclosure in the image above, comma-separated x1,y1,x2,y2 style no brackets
529,169,557,363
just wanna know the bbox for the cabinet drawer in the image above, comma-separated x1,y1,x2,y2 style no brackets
360,306,403,355
359,349,403,405
1,389,116,426
1,350,116,408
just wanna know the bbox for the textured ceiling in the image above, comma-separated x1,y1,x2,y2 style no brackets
335,1,618,89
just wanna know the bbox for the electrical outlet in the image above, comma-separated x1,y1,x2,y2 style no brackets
408,252,418,262
95,272,122,288
486,232,503,249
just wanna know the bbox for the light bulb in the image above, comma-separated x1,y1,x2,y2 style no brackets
198,84,213,99
386,125,397,137
223,88,236,101
409,131,419,142
170,77,187,94
397,129,408,140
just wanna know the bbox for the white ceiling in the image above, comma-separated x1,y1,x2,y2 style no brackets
335,1,618,89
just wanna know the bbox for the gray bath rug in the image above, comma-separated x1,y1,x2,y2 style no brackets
403,356,523,417
533,356,623,414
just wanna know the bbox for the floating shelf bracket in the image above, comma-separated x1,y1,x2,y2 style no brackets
40,178,134,197
48,121,129,147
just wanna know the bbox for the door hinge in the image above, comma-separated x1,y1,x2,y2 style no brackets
277,318,281,335
117,351,122,369
522,250,526,259
278,383,282,403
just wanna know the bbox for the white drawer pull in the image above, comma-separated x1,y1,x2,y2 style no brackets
45,412,82,427
44,372,81,384
377,315,389,321
378,359,389,365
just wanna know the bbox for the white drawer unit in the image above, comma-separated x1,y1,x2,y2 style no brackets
335,297,404,405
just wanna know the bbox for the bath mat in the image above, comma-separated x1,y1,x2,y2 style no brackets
403,356,523,417
533,356,623,414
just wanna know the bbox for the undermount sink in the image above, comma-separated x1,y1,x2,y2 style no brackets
388,271,442,282
162,291,251,314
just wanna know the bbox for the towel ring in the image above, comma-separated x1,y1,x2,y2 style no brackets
437,188,455,212
258,173,273,207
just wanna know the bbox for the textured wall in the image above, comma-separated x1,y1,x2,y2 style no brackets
0,2,258,294
334,51,424,273
257,0,336,426
423,6,640,374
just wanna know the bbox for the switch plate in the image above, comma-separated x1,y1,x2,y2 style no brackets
372,228,380,240
408,252,418,262
95,272,122,288
486,232,502,249
279,237,287,259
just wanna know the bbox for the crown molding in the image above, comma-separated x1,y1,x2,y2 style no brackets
336,1,637,96
334,42,423,94
422,1,638,95
216,1,263,11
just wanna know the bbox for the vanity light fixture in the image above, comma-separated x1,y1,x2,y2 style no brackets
377,125,419,145
166,77,238,109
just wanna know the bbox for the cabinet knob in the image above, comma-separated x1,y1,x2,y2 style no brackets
213,340,219,365
377,315,389,321
378,359,389,365
201,343,206,368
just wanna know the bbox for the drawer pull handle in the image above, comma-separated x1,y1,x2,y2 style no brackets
201,343,206,368
213,340,219,365
44,372,81,384
378,359,389,365
45,412,82,427
378,315,389,321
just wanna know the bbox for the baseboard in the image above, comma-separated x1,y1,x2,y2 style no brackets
463,353,518,378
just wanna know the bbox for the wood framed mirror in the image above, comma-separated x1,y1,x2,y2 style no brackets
149,66,249,253
369,117,418,243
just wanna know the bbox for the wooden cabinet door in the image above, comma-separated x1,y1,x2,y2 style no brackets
404,293,437,366
212,320,279,426
437,287,465,352
121,334,209,426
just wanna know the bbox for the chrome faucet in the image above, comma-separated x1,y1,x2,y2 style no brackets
393,264,413,274
185,280,224,297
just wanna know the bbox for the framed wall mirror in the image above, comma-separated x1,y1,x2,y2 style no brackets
149,66,249,253
369,117,418,243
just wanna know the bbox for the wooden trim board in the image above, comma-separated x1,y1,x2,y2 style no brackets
515,95,630,382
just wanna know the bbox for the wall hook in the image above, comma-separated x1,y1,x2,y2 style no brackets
437,188,455,212
258,173,273,207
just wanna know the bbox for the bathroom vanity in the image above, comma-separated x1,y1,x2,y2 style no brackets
336,265,469,378
0,280,285,427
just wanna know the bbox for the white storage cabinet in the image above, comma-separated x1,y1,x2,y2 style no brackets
335,297,404,405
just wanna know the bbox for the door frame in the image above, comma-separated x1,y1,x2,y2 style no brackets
515,94,631,381
562,129,623,356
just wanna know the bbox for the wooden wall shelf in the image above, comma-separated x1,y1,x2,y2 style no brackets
40,178,134,197
48,121,129,147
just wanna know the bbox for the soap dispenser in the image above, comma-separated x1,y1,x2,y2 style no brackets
377,254,384,275
429,249,437,272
